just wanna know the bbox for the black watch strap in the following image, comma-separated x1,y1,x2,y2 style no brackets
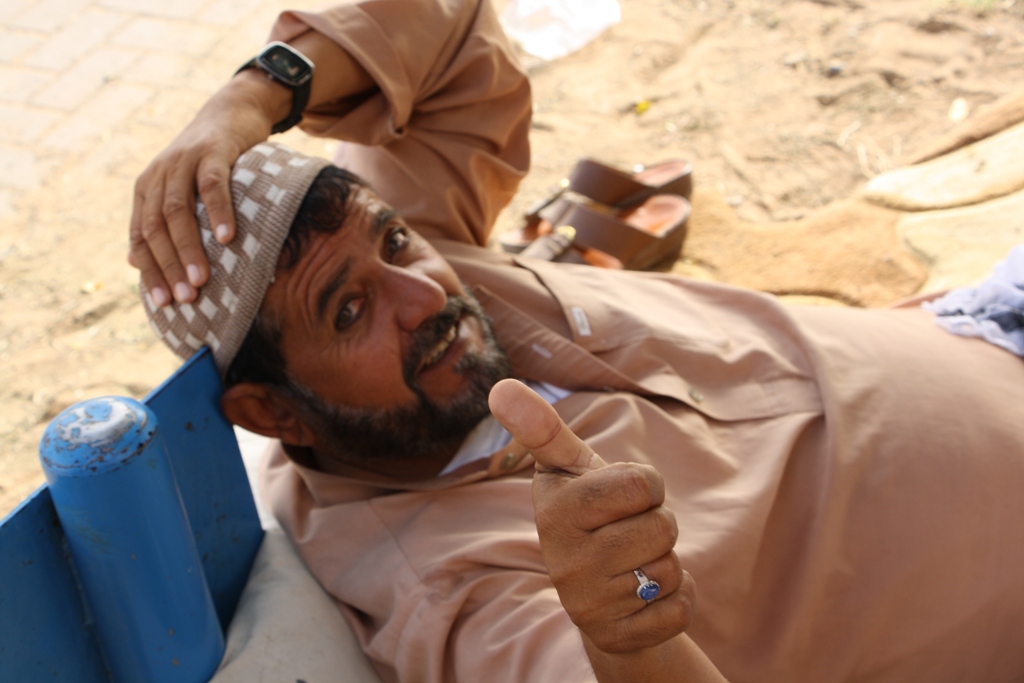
236,42,314,135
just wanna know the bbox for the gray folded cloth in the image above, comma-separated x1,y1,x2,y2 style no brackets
923,245,1024,357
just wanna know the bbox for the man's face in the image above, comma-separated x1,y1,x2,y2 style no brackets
260,188,510,477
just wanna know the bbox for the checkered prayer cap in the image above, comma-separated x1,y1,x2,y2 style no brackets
143,141,331,378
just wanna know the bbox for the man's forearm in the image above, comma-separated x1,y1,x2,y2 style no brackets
288,30,375,112
584,633,728,683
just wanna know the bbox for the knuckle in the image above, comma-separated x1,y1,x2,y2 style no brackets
162,193,190,218
650,507,678,544
668,556,686,587
534,506,588,558
590,628,624,653
680,570,698,605
611,464,655,511
156,254,180,276
139,215,165,241
646,465,666,502
566,503,596,532
554,476,608,529
196,169,226,196
134,165,158,189
544,554,593,599
128,228,145,248
667,592,696,632
575,476,608,508
653,553,685,592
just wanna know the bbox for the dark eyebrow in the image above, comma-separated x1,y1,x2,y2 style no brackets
314,208,398,323
372,208,399,237
316,260,351,324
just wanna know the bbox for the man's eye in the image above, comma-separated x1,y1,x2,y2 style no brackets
385,227,410,259
335,297,364,331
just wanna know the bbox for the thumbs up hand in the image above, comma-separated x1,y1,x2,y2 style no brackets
488,379,697,655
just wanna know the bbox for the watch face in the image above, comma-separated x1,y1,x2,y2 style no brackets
260,44,313,85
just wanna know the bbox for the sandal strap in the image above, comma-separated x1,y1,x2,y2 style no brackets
523,178,570,226
569,158,693,207
542,197,659,265
569,158,654,207
523,158,693,225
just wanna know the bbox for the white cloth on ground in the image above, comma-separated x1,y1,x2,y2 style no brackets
923,244,1024,356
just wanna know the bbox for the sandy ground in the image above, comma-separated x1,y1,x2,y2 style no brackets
2,0,1024,516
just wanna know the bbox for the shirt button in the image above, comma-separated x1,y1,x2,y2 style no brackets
501,452,518,472
688,387,704,403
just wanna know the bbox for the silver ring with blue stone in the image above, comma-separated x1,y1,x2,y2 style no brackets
633,569,660,603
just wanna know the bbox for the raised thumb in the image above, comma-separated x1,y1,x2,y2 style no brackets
488,379,606,475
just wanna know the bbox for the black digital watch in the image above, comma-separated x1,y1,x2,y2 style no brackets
236,42,315,135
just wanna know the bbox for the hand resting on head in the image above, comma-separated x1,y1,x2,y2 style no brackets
129,32,374,308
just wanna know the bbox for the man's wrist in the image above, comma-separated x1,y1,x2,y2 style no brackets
582,632,726,683
226,68,294,133
235,42,314,134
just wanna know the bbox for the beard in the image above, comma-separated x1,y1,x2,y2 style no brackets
282,290,511,467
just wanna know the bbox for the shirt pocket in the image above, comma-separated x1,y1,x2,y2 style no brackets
510,258,823,420
512,257,730,354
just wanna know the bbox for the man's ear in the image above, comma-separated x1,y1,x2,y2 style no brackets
221,383,316,447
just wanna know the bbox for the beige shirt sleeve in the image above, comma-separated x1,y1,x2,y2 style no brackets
269,0,532,246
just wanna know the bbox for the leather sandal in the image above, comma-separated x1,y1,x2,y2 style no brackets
500,158,693,270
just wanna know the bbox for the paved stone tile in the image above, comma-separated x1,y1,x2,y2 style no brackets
231,2,301,41
6,0,92,32
26,9,131,72
130,87,212,130
187,59,235,95
205,19,267,63
40,81,153,150
99,0,211,20
125,90,212,166
0,145,40,190
196,0,264,26
74,133,153,184
122,52,192,87
0,30,42,64
0,104,63,144
0,64,55,104
0,0,34,23
112,17,220,57
31,47,141,111
0,189,14,221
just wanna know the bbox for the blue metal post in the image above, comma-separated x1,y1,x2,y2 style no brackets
39,396,225,683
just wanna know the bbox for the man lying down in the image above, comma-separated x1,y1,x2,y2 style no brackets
129,0,1024,680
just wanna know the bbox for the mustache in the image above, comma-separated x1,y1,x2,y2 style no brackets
401,295,476,388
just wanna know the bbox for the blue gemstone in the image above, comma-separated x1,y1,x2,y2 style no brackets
638,581,660,602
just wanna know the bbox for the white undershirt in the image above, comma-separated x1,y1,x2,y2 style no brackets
438,381,572,477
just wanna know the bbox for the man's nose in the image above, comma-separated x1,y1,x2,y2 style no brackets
383,266,448,332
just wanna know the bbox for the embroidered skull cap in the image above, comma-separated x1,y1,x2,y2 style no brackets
143,141,331,378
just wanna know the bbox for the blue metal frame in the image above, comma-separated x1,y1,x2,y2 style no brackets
144,349,264,628
0,348,264,682
0,488,110,681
